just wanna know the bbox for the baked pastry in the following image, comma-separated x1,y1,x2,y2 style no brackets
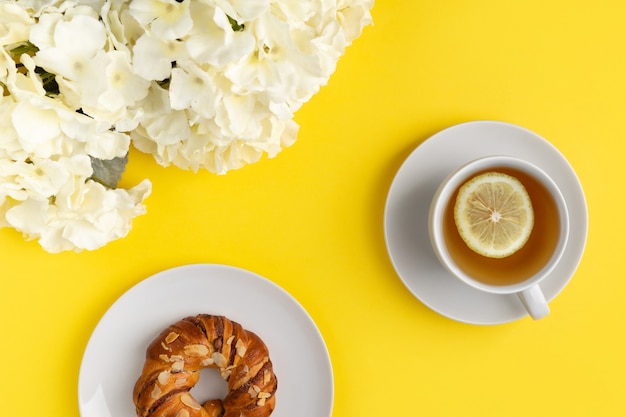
133,314,277,417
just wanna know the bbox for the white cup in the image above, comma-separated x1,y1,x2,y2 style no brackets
428,156,569,320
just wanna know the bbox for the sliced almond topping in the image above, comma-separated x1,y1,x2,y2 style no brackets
165,332,180,344
257,392,271,399
157,370,170,385
252,385,261,394
242,364,249,374
235,339,247,357
172,360,184,372
184,344,209,356
257,398,266,406
263,370,271,385
175,377,188,385
151,384,161,399
176,410,190,417
212,352,227,368
226,335,235,346
200,357,215,367
220,369,232,380
180,393,202,410
161,341,172,352
159,354,170,362
170,355,184,362
248,387,257,398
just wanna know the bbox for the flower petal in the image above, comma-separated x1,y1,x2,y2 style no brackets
11,100,61,158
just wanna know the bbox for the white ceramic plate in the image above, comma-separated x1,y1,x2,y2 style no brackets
384,121,588,325
78,264,333,417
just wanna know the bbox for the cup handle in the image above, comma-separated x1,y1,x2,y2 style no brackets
517,284,550,320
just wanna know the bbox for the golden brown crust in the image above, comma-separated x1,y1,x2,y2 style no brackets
133,314,277,417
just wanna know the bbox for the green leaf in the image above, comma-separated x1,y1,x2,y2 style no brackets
9,41,38,57
34,66,59,95
89,154,128,189
227,15,245,32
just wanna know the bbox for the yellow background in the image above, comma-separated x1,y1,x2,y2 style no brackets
1,1,624,416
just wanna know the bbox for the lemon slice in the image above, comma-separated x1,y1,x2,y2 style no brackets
454,172,534,258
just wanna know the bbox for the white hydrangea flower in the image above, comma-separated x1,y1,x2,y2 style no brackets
132,83,191,146
1,0,373,251
59,48,150,126
9,92,129,160
2,1,153,252
131,30,190,81
104,50,150,114
1,88,150,252
2,156,80,200
30,5,150,125
5,175,151,253
123,0,373,173
12,0,60,15
0,156,42,212
0,96,21,160
31,8,104,71
11,100,64,158
168,61,218,118
213,0,269,22
337,0,375,41
184,2,255,68
129,0,192,40
9,53,46,97
0,155,91,217
0,2,34,45
224,11,324,107
101,0,144,55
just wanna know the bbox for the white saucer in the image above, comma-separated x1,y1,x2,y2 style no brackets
78,264,333,417
384,121,588,325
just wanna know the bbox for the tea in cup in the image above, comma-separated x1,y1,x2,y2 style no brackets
429,156,569,320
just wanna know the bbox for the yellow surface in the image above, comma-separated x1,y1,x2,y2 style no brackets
1,1,624,416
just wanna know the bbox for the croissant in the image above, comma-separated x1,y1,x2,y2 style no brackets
133,314,277,417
